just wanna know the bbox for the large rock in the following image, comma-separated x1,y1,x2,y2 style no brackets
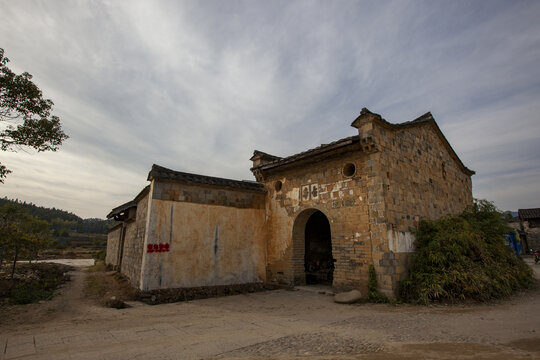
334,289,362,304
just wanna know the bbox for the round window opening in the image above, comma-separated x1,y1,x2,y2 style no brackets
343,163,356,177
274,180,283,192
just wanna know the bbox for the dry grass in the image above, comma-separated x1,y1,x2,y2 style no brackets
84,263,136,307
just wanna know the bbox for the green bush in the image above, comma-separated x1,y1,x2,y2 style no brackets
10,282,54,304
367,265,388,303
399,200,534,304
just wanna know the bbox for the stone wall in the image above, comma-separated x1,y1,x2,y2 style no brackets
109,113,473,297
258,118,473,297
119,193,149,288
356,119,473,294
106,224,122,267
152,180,264,209
139,180,267,291
523,220,540,250
260,147,373,293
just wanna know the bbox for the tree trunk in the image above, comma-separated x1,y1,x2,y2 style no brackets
11,246,18,280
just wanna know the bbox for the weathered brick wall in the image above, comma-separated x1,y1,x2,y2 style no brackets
106,225,122,267
120,193,149,288
260,148,373,293
139,180,267,291
152,180,264,209
523,221,540,250
260,119,473,297
367,121,473,294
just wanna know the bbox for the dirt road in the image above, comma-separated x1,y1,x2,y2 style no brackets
0,260,539,360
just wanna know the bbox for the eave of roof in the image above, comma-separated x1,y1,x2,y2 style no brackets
107,200,136,219
518,208,540,220
252,109,475,177
251,136,359,172
148,164,265,192
106,186,150,219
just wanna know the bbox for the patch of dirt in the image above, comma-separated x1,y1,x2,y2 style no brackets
215,332,383,358
214,341,538,360
0,262,75,325
505,337,540,353
84,264,137,307
1,261,539,359
0,262,139,326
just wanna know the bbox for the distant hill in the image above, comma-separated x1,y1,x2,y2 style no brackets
503,210,519,218
0,197,117,234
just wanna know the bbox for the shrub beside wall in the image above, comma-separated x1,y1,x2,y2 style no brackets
399,200,535,304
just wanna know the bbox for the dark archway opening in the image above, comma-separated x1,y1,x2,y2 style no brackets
304,211,333,285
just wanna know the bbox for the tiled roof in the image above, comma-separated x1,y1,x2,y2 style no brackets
252,108,474,176
251,136,360,171
519,208,540,220
250,150,282,162
355,109,474,176
107,200,136,219
394,111,434,127
106,186,150,219
148,164,265,192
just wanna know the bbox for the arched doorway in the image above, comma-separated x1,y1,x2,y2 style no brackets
304,211,333,284
292,209,333,285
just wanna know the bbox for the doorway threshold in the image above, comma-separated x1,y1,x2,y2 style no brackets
294,284,334,295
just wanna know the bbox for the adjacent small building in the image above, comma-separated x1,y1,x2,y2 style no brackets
517,208,540,251
106,108,474,297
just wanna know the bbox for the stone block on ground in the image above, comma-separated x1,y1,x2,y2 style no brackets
334,289,362,304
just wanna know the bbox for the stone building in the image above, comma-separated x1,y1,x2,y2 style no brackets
106,108,474,297
517,208,540,251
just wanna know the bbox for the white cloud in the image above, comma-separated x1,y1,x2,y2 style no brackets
1,0,539,217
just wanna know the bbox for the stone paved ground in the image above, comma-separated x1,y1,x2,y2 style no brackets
0,259,539,360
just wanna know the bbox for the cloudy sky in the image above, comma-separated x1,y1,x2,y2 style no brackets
1,0,539,218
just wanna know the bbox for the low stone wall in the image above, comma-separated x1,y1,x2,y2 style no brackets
134,282,276,305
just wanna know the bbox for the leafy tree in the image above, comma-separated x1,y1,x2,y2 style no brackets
0,197,80,223
0,197,117,235
0,203,51,278
0,48,68,182
24,216,50,264
50,217,76,235
0,203,25,268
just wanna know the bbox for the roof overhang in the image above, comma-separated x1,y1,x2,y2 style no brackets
148,164,266,192
251,136,360,173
